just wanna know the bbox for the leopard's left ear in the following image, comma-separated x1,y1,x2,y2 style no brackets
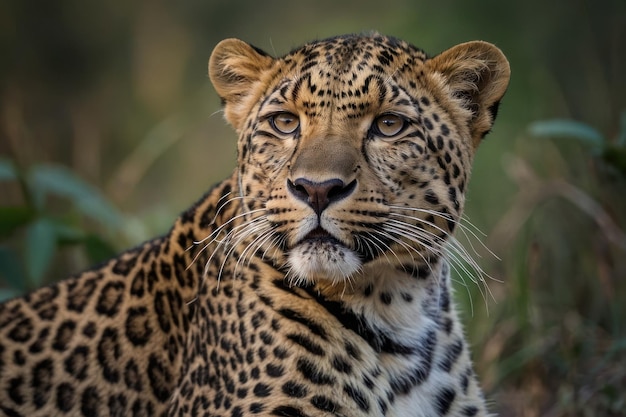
209,39,275,131
426,41,510,148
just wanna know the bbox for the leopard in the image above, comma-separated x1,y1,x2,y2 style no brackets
0,33,510,417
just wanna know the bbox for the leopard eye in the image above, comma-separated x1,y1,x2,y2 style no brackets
269,112,300,135
373,113,406,137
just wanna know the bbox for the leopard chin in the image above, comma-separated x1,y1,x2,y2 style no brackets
286,239,361,285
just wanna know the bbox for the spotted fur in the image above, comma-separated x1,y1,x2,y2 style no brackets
0,33,509,416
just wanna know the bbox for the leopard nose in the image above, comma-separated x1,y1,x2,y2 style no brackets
288,178,357,215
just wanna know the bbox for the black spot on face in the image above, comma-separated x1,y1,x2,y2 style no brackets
424,189,439,205
441,123,450,136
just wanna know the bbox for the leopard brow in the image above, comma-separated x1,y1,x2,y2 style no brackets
260,78,297,109
377,82,422,118
263,71,419,120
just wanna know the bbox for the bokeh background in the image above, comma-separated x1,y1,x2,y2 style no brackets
1,0,625,415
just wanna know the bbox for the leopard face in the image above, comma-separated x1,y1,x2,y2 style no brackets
209,34,510,286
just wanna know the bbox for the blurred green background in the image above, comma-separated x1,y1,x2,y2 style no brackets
1,0,625,415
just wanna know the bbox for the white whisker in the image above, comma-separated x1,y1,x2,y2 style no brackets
389,205,500,260
187,211,266,271
216,218,272,279
236,222,277,273
383,208,498,310
199,215,268,286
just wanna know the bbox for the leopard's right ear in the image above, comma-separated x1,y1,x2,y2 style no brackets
426,41,510,148
209,39,275,130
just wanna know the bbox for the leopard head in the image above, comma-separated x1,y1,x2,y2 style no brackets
208,34,510,286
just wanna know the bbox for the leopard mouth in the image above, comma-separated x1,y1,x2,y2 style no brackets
287,225,361,283
302,226,339,242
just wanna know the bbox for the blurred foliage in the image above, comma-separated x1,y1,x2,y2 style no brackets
0,0,625,416
529,111,626,175
0,159,122,301
464,114,626,417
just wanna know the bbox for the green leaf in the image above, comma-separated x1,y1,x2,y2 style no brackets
0,247,26,292
52,222,87,245
25,218,57,287
30,165,123,228
83,234,117,263
0,159,17,181
0,206,36,237
528,119,605,152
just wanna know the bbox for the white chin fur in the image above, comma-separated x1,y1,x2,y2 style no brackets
287,240,361,285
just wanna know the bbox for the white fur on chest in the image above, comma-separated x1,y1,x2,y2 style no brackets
344,262,457,416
